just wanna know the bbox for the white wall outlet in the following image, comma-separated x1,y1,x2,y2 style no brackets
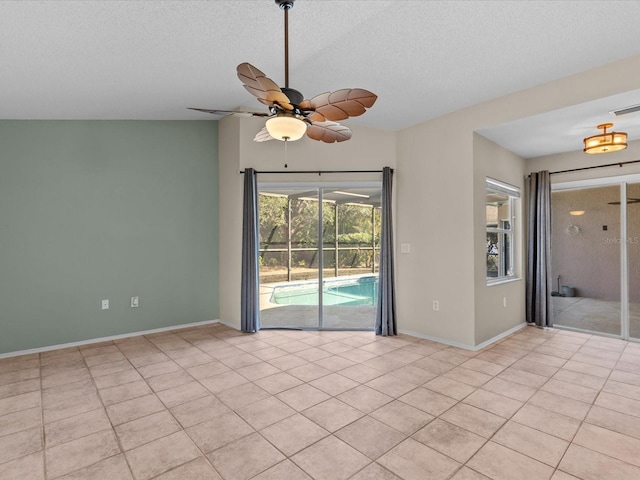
400,243,411,254
131,296,139,308
503,297,507,308
433,300,439,311
101,299,109,310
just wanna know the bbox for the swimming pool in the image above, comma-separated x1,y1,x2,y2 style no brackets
270,275,378,306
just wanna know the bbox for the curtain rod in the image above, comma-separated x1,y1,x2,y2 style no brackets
550,158,640,175
240,169,389,175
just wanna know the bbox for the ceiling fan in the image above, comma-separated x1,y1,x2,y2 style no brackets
608,198,640,205
189,0,377,143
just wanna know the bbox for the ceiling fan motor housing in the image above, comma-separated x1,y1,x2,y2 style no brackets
281,87,303,106
275,0,294,10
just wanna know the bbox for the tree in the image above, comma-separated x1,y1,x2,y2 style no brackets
258,193,380,271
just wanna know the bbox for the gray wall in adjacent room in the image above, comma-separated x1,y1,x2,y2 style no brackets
0,121,219,354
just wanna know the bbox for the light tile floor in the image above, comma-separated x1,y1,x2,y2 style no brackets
1,324,640,479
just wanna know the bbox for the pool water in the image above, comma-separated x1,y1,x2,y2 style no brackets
271,275,378,306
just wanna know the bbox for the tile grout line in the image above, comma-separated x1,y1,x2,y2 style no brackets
474,330,570,479
39,352,47,480
139,331,229,480
4,325,640,479
549,335,625,478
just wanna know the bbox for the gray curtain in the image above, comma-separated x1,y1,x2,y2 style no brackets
376,167,397,336
526,170,553,327
241,168,260,332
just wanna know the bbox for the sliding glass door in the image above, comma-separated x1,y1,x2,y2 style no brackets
322,188,381,329
551,176,640,340
258,184,380,330
551,185,622,336
628,182,640,339
258,188,320,328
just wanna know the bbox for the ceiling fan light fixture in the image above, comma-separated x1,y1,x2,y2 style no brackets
265,114,307,141
583,123,627,154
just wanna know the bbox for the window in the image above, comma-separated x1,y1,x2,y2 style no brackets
486,178,519,283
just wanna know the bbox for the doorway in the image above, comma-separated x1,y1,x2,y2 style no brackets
257,183,381,330
551,175,640,340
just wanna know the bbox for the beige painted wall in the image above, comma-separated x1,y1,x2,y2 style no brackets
525,139,640,180
220,53,640,347
527,141,640,305
473,134,526,344
395,117,477,345
394,123,524,347
218,116,243,328
395,54,640,347
218,116,396,329
552,186,621,301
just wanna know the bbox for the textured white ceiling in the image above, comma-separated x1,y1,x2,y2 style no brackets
2,0,640,157
479,89,640,159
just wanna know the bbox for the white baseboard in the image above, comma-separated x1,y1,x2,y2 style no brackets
216,318,240,330
399,322,527,351
0,319,220,359
3,319,528,359
473,322,528,350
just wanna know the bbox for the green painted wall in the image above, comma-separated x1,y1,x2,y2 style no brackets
0,121,219,354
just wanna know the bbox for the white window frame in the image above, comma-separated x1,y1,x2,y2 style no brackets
486,178,519,285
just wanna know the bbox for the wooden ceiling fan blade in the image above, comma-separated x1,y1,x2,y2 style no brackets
254,126,275,142
307,111,325,122
243,86,293,111
316,105,349,122
256,76,282,94
347,88,378,108
237,63,268,88
305,88,377,121
237,62,292,109
330,90,366,116
255,97,294,111
306,121,352,143
242,85,292,109
299,100,324,121
249,75,285,98
306,92,330,108
188,108,270,117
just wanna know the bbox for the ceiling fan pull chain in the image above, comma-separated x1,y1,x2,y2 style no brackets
284,137,289,168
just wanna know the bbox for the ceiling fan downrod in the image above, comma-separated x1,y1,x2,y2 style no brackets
275,0,295,88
